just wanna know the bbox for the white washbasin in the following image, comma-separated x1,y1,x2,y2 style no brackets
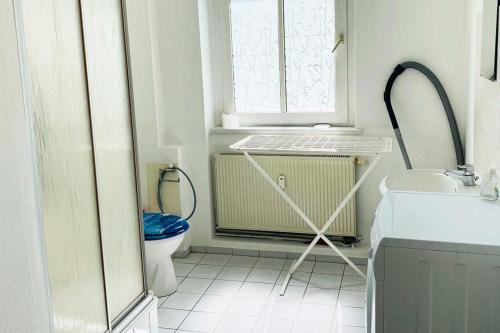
379,169,464,195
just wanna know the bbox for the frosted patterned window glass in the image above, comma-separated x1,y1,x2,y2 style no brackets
230,0,281,113
284,0,336,112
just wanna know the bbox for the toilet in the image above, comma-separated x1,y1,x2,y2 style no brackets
143,213,190,297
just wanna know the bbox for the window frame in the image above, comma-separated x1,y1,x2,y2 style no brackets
211,0,355,127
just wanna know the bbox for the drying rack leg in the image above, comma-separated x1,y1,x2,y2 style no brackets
243,152,382,295
280,271,293,295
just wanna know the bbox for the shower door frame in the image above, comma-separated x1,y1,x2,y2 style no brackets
105,0,149,328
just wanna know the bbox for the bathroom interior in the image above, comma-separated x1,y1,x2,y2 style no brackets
2,0,500,332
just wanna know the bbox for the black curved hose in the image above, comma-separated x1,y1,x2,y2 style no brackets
157,166,197,221
383,61,465,169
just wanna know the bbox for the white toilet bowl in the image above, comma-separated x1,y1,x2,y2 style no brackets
145,231,186,297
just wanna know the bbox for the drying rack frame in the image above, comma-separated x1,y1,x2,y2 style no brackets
230,135,392,295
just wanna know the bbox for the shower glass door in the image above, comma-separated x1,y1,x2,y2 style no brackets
80,0,146,323
17,0,146,331
18,0,109,331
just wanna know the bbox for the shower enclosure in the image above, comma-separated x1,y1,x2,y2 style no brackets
9,0,154,331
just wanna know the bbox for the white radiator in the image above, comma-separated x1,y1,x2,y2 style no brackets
212,154,356,237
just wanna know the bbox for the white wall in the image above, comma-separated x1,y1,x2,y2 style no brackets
349,0,470,246
128,0,472,256
0,0,52,331
151,0,213,246
469,0,500,173
126,0,213,253
474,79,500,171
125,0,182,203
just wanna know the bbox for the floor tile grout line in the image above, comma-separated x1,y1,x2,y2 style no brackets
182,293,224,332
333,271,346,318
173,254,229,332
161,299,367,312
183,251,368,266
181,258,348,286
174,258,219,332
169,254,365,331
177,252,363,270
175,253,215,330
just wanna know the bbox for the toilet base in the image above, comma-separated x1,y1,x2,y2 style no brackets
146,255,178,297
144,232,186,298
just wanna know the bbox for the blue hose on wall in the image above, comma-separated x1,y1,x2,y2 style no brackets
157,165,197,221
383,61,465,169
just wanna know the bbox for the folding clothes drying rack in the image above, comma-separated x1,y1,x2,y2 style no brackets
230,134,392,295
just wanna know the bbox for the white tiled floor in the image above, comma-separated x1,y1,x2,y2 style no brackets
158,253,367,333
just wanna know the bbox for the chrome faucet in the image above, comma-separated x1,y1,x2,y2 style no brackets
444,164,478,186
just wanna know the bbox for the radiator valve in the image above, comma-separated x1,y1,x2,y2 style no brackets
278,175,286,189
355,158,366,165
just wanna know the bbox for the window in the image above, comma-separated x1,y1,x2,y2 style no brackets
215,0,350,126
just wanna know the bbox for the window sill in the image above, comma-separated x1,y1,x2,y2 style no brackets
210,126,363,136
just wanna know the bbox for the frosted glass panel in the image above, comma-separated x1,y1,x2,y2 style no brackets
230,0,280,112
284,0,336,112
80,0,145,321
19,0,108,332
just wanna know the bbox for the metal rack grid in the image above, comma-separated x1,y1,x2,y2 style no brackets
230,134,392,156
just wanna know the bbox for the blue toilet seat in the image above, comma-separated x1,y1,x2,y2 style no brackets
143,212,189,241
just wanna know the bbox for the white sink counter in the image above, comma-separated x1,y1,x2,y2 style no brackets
379,169,480,195
373,191,500,255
